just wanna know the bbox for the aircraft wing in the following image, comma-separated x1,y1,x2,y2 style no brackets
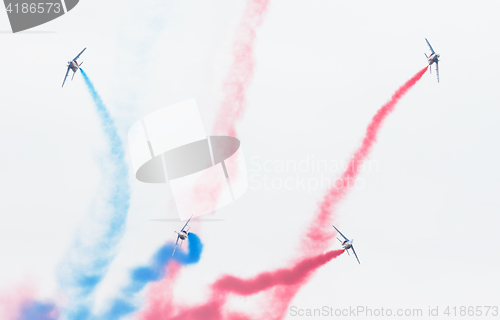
435,61,439,83
425,38,435,54
172,235,180,256
73,47,86,61
61,66,71,87
351,246,361,264
332,225,349,241
180,215,193,232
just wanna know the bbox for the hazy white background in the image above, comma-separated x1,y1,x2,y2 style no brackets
1,0,499,318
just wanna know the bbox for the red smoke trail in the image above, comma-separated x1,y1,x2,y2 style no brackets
136,66,429,319
212,249,344,295
257,66,430,320
0,283,60,320
209,0,270,194
0,286,32,320
135,262,180,320
184,0,270,216
304,65,429,250
183,0,270,218
137,2,271,318
136,250,344,320
212,0,270,137
136,66,429,320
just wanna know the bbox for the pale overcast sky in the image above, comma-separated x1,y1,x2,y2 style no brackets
1,0,499,319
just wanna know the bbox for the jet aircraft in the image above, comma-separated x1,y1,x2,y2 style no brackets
332,225,360,264
424,38,440,83
172,215,193,256
62,47,86,87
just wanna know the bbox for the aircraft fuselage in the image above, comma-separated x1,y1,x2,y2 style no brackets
341,240,353,250
69,60,80,72
427,53,439,65
177,231,188,240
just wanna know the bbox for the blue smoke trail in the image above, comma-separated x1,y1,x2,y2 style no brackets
15,70,203,320
127,233,203,293
14,70,130,320
15,233,202,320
18,301,58,320
100,233,203,320
59,233,203,320
56,69,131,319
